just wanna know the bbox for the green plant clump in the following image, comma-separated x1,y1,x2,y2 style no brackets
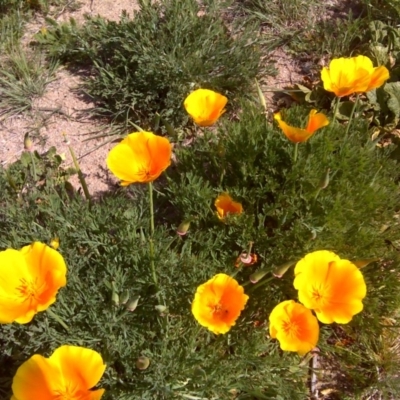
35,0,263,130
1,100,400,399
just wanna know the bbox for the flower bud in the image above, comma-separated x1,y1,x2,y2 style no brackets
273,260,296,278
120,289,130,305
155,305,167,314
250,268,269,283
319,168,330,189
24,133,33,151
126,295,140,312
111,292,119,307
136,356,150,370
177,220,191,236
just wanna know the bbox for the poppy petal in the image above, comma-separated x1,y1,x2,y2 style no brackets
12,355,61,400
49,345,106,391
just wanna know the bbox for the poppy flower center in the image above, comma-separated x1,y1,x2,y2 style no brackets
282,319,299,338
16,278,46,302
55,383,85,400
211,303,229,319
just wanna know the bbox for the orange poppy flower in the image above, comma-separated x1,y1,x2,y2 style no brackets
106,131,172,185
321,55,389,97
192,273,249,334
11,345,106,400
0,242,67,324
293,250,367,324
274,110,329,143
269,300,319,356
184,89,228,126
215,193,243,220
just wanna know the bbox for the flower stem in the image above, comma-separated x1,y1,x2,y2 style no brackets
67,143,91,203
247,275,275,292
29,152,37,181
148,182,158,287
47,308,69,331
344,94,360,138
332,96,340,124
293,142,299,162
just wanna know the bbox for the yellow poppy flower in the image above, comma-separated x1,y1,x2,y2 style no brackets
192,273,249,334
11,345,106,400
0,242,67,324
106,131,172,185
293,250,367,324
214,193,243,220
184,89,228,126
321,55,390,97
274,110,329,143
269,300,319,356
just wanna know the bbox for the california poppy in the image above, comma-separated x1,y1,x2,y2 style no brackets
184,89,228,126
107,131,172,185
293,250,367,324
11,345,106,400
321,55,389,97
215,193,243,220
269,300,319,355
192,273,249,334
0,242,67,324
274,110,329,143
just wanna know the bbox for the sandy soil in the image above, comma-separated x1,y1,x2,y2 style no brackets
0,0,140,197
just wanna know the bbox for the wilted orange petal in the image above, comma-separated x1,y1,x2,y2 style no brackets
215,193,243,219
274,112,315,143
306,110,329,133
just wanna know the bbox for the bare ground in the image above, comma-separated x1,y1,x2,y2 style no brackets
0,0,140,197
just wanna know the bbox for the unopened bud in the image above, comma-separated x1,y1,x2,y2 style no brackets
177,220,191,236
62,132,70,145
319,168,330,189
111,291,119,307
136,356,150,370
126,295,140,312
155,305,167,314
120,289,129,305
24,133,33,151
249,268,269,284
273,260,296,278
50,237,60,250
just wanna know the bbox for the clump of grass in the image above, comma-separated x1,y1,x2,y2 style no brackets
1,100,400,399
0,47,58,117
35,0,264,131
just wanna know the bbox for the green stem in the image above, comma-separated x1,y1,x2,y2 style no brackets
293,142,299,162
47,308,69,331
248,275,275,292
148,182,157,286
29,152,37,181
344,94,360,138
332,96,340,124
68,144,91,202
